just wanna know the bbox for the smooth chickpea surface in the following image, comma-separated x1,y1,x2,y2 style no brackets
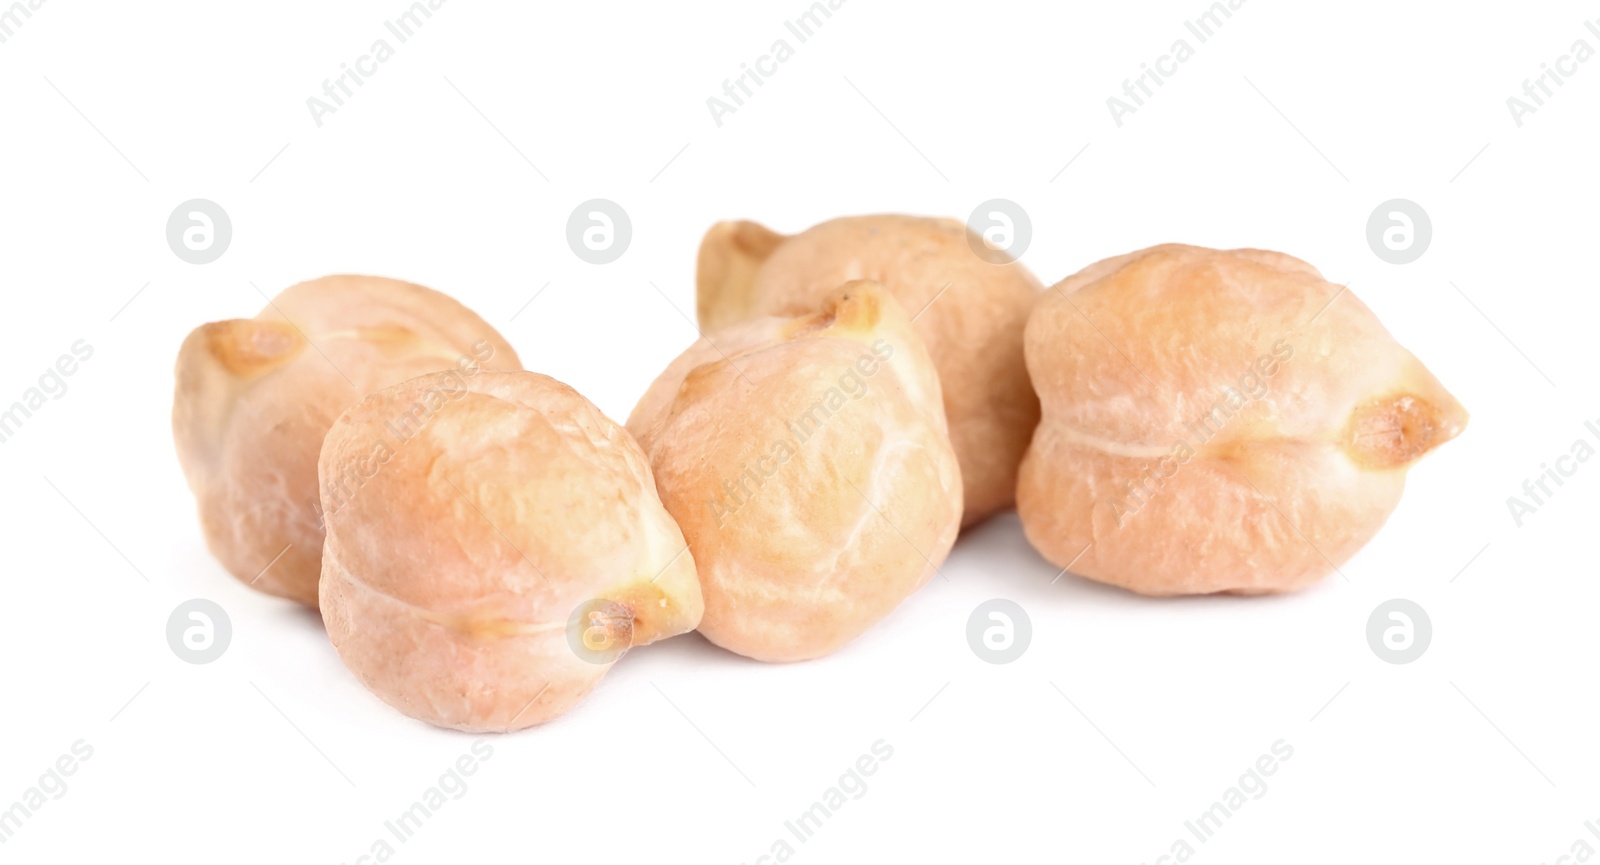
172,275,519,607
1017,244,1468,595
628,281,962,662
697,214,1040,528
319,370,703,731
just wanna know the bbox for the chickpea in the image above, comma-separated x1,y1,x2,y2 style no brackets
628,281,962,661
172,275,519,607
1017,245,1468,595
319,370,703,731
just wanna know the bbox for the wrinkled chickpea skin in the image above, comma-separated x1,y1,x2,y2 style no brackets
1017,244,1468,595
320,370,703,732
172,275,519,607
697,214,1041,527
628,281,963,662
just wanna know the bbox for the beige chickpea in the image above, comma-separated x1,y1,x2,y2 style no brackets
628,281,963,662
319,370,703,731
1017,245,1468,595
172,275,519,607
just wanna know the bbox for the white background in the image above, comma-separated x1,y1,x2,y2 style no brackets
1,0,1596,862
